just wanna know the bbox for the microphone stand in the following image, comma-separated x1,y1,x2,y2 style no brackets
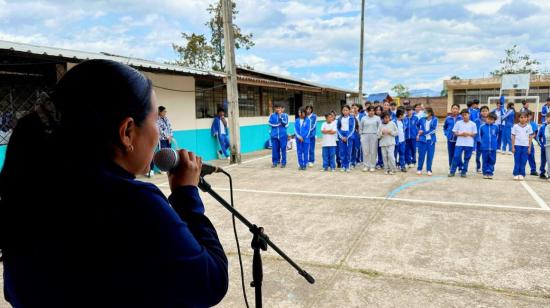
198,177,315,308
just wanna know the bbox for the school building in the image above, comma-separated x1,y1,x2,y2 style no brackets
444,75,550,114
0,40,353,168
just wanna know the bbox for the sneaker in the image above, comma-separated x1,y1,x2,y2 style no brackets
513,176,519,180
483,175,488,179
340,168,346,172
401,168,407,173
369,168,375,172
375,165,381,170
477,169,482,174
281,164,286,168
331,168,336,172
508,151,513,155
540,174,547,179
308,162,314,167
487,175,493,179
389,171,395,175
460,173,467,178
448,173,455,177
345,169,351,173
427,171,432,176
385,170,390,175
497,150,501,153
416,171,422,176
363,167,368,172
530,171,539,176
272,164,278,168
322,168,327,172
519,175,525,181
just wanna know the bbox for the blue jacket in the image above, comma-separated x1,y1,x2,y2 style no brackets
295,117,312,143
537,123,547,148
479,123,499,151
390,111,397,121
502,109,515,128
543,105,550,123
443,115,463,142
530,121,538,138
404,115,418,140
469,108,480,122
211,116,228,137
268,113,289,139
337,115,356,140
492,107,505,126
474,118,487,143
417,117,438,143
308,113,317,139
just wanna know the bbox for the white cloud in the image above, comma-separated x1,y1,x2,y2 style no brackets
465,0,510,15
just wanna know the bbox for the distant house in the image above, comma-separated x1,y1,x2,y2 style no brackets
366,92,393,102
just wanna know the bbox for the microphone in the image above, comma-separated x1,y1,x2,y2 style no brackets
153,148,223,176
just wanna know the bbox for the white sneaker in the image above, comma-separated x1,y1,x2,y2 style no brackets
308,162,314,167
340,168,345,172
427,171,432,176
369,168,375,172
497,150,501,153
345,169,351,173
519,175,525,181
513,176,519,181
416,171,422,176
389,171,395,175
363,167,368,172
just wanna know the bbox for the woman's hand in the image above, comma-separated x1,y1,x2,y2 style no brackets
168,149,202,191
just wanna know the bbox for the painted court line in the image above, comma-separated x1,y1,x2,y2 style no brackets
521,181,550,210
386,176,445,198
210,187,550,212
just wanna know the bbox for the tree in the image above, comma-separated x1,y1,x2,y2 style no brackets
490,45,540,76
392,84,410,98
171,0,254,71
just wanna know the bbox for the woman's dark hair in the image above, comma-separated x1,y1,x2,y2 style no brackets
507,103,515,109
0,60,153,250
158,106,166,112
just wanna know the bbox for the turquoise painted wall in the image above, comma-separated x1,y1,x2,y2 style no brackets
0,145,6,171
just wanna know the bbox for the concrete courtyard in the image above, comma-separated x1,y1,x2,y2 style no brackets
2,125,550,307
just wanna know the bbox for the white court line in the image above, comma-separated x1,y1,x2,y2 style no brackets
521,181,550,210
209,187,550,212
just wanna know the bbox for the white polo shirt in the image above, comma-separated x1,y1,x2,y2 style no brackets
452,120,477,147
512,124,533,147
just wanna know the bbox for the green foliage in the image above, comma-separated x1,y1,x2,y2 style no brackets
391,83,410,98
491,45,540,76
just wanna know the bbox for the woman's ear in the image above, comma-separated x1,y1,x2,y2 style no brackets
118,117,136,150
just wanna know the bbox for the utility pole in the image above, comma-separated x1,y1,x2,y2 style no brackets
358,0,365,104
222,0,241,164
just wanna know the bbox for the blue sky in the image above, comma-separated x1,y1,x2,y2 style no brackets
1,0,549,95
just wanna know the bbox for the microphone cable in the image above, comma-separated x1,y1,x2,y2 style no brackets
220,169,250,308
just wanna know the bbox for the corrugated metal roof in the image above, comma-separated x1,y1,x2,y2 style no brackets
0,39,225,77
366,93,392,102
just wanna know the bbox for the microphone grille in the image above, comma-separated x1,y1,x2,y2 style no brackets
153,148,179,172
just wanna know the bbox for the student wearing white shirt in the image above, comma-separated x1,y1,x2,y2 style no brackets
449,109,477,177
512,112,533,180
321,113,338,171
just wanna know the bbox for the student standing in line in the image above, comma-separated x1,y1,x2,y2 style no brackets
305,104,317,167
527,111,539,176
443,104,462,169
475,106,490,173
512,112,533,180
332,110,342,168
413,103,425,119
449,109,477,178
337,105,356,172
542,97,550,124
268,103,289,168
374,106,384,169
479,113,499,179
520,100,530,113
295,107,312,171
501,102,516,154
390,102,398,121
211,108,230,160
360,106,381,172
378,112,398,175
493,98,506,152
537,116,549,180
394,109,407,172
416,107,438,176
468,99,480,122
350,103,363,169
404,106,418,168
321,113,337,172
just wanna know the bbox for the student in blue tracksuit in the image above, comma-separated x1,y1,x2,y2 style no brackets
211,108,230,159
305,104,317,166
416,107,438,176
501,102,516,154
542,97,550,124
468,99,480,122
443,104,462,169
351,104,363,168
394,109,407,172
527,111,538,176
295,107,312,170
337,105,356,172
479,113,499,179
492,98,506,152
449,109,477,178
537,117,549,179
390,102,398,121
404,106,418,168
475,106,489,173
268,103,289,168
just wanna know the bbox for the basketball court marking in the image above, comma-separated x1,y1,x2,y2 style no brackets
521,181,549,210
210,187,550,212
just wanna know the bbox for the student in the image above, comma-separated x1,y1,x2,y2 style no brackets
414,104,425,119
542,97,550,124
360,106,381,172
520,100,530,113
479,113,499,179
416,107,438,176
382,100,391,114
537,116,549,180
512,112,533,180
404,106,418,168
268,103,289,168
394,109,407,172
305,104,317,167
350,104,363,168
286,134,296,151
321,113,338,171
390,102,398,121
295,107,312,171
337,105,356,172
468,99,480,122
501,102,515,154
211,108,230,160
492,98,506,152
475,106,489,173
443,104,462,169
527,111,539,176
378,112,398,175
332,110,342,168
449,109,477,178
374,106,384,169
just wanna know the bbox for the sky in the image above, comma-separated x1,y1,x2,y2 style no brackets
1,0,549,95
